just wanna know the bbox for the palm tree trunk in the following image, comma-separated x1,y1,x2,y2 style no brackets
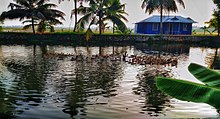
160,4,163,35
218,12,220,36
99,16,102,35
218,29,220,36
73,0,77,32
113,23,115,34
31,17,35,34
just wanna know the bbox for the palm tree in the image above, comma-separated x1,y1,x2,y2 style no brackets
59,0,89,32
200,26,211,35
207,10,220,36
22,19,58,33
72,0,128,35
1,0,65,34
141,0,185,34
207,0,220,36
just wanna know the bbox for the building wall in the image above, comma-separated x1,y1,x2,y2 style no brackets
136,23,160,34
179,23,192,35
136,23,192,35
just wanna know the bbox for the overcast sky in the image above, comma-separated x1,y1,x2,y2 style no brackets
0,0,216,28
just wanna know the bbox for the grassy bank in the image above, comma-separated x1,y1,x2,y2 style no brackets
0,32,219,47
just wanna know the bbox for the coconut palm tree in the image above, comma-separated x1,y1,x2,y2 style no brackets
72,0,128,35
141,0,185,34
22,19,59,33
207,0,220,36
200,26,211,35
59,0,89,32
1,0,65,34
208,10,220,36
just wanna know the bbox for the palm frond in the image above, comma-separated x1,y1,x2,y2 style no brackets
175,0,185,8
22,19,38,24
23,24,38,30
15,0,30,8
76,12,94,30
0,9,27,20
40,3,58,9
8,3,22,10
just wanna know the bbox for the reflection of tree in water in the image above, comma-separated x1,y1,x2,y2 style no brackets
0,46,14,118
135,43,190,55
44,46,125,118
207,48,220,69
61,60,123,118
0,45,48,118
0,76,14,118
133,67,171,116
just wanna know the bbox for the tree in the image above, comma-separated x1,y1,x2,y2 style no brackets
207,15,219,36
141,0,185,34
72,0,128,35
200,26,211,35
207,0,220,36
1,0,65,34
59,0,89,32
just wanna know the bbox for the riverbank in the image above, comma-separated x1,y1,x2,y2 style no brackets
0,32,219,46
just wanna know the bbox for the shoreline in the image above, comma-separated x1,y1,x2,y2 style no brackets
0,32,219,46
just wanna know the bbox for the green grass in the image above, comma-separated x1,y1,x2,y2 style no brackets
1,27,220,36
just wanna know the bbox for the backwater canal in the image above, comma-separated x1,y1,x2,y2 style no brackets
0,43,219,119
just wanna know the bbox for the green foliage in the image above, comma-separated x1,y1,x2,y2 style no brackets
157,77,220,110
114,26,133,35
192,30,197,35
1,0,65,34
141,0,185,14
37,21,47,33
206,0,220,36
200,26,212,35
188,63,220,86
72,0,128,35
206,9,220,35
156,63,220,111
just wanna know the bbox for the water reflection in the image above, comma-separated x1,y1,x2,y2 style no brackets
0,44,219,119
0,45,47,118
42,46,125,118
133,66,172,117
208,48,220,69
135,43,190,55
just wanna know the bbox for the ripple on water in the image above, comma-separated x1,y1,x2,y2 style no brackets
0,45,219,119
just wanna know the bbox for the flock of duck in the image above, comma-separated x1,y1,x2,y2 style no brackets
43,52,178,67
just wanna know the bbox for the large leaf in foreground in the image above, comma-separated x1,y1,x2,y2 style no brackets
156,77,220,110
188,63,220,87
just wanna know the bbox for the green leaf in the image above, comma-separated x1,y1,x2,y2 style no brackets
188,63,220,87
156,77,220,110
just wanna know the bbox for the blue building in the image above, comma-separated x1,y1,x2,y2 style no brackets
135,15,197,35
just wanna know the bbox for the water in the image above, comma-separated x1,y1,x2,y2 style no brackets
0,44,219,119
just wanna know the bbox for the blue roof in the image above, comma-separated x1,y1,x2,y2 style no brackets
136,15,197,24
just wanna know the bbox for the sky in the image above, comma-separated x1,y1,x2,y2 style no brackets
0,0,216,28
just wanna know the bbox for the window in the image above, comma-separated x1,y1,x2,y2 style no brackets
183,24,188,31
152,23,159,31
